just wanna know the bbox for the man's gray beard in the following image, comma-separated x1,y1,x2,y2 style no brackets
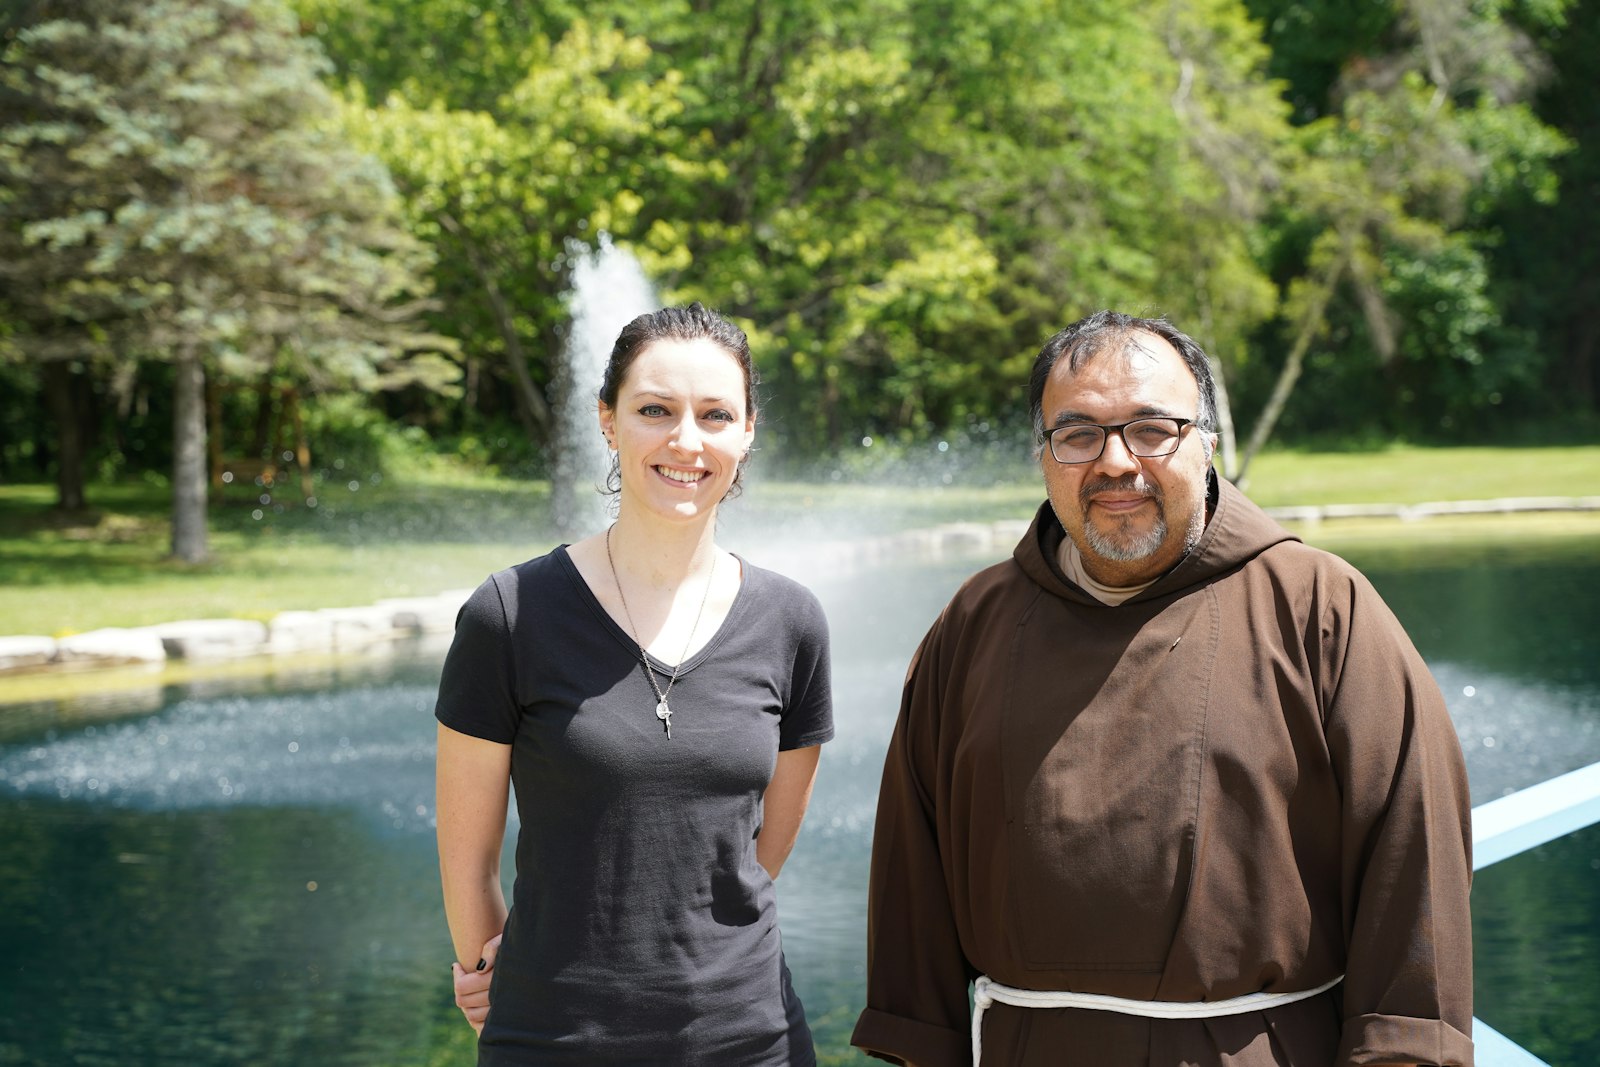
1084,511,1168,561
1082,498,1207,563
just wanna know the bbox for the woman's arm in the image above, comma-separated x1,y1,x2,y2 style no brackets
436,722,513,970
756,744,823,879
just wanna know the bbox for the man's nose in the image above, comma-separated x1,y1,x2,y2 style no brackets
1091,428,1141,477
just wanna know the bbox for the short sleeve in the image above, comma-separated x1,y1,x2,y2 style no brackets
434,572,521,743
778,585,834,751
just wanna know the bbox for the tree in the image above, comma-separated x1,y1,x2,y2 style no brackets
290,0,1577,464
618,0,1289,454
335,22,694,455
1231,0,1570,480
0,0,454,559
1486,0,1600,423
295,0,1295,461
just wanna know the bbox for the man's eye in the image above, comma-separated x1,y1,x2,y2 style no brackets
1132,423,1177,444
1060,428,1101,447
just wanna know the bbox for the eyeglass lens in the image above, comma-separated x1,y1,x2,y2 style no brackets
1051,419,1183,463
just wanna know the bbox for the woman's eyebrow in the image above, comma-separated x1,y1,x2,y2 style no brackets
627,388,732,404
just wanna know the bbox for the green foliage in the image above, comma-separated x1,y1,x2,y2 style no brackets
294,0,1299,454
0,360,42,477
0,0,460,560
5,0,1587,480
1244,0,1396,121
332,19,695,442
1485,0,1600,420
1232,0,1576,455
0,0,450,377
293,0,1589,461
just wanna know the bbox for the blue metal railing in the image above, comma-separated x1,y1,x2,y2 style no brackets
1469,760,1600,1067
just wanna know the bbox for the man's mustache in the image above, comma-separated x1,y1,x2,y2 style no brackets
1079,476,1160,507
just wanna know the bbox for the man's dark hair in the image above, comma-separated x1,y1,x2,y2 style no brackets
1027,310,1218,446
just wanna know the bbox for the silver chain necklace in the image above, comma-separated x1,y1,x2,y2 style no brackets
605,525,716,740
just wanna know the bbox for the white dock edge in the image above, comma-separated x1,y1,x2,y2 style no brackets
1472,760,1600,871
1473,1017,1552,1067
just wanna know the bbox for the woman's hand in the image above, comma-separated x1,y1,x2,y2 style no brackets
450,932,502,1034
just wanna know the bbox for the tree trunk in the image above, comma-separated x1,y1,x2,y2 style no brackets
1567,275,1598,410
250,374,274,456
1234,263,1344,490
1207,355,1239,481
43,360,88,511
436,211,551,440
170,345,210,563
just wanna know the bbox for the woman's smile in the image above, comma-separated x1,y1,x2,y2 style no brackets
656,465,707,486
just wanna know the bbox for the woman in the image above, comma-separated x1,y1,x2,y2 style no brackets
434,303,833,1065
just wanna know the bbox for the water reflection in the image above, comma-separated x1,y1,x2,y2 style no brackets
0,800,470,1065
1471,825,1600,1066
1,678,439,817
0,550,1596,1065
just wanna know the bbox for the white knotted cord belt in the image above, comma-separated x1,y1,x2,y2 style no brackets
970,973,1343,1065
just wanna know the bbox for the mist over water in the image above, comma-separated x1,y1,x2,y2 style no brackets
0,681,438,828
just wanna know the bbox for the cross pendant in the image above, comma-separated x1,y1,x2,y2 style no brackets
656,699,673,739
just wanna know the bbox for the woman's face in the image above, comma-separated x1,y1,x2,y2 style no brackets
599,337,755,524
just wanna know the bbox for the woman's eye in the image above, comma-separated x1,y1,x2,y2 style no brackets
639,404,668,417
704,409,736,423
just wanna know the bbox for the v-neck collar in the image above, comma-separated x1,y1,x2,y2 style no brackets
554,544,750,674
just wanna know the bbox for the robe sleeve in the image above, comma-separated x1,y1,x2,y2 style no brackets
852,613,977,1067
1321,569,1475,1067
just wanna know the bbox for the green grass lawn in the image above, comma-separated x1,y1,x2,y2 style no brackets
1,444,1597,637
1234,444,1600,507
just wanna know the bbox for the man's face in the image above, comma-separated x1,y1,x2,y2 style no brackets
1039,331,1215,587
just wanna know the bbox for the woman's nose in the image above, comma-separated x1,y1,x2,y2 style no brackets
672,415,703,452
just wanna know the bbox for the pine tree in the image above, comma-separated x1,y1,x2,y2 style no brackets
0,0,454,559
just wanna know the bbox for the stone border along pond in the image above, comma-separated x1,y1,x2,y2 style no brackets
2,495,1597,679
0,593,474,675
0,518,1037,678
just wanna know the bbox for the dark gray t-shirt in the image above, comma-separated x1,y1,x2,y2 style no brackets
435,547,833,1065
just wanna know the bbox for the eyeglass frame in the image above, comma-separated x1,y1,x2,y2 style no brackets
1045,416,1198,465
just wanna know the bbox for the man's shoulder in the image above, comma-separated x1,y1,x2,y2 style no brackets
1242,538,1386,601
1249,536,1345,568
941,557,1037,620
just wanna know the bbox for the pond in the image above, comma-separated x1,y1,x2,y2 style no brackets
0,541,1597,1066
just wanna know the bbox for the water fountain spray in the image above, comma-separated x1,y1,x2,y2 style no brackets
551,236,658,538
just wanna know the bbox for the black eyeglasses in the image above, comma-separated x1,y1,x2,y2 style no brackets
1046,417,1196,464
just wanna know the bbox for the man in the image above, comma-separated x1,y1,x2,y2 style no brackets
851,311,1473,1067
